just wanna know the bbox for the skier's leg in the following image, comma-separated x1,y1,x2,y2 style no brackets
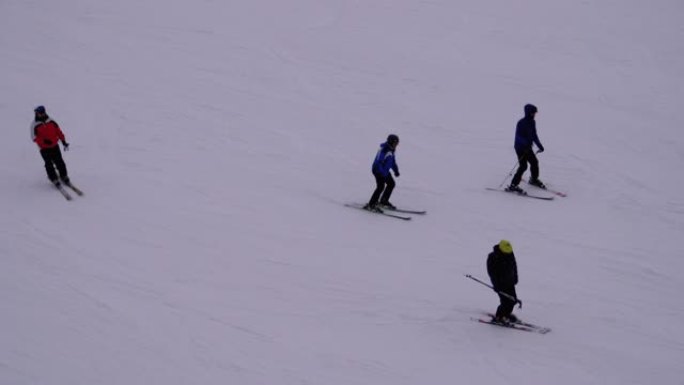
52,147,69,183
499,286,517,318
368,173,386,206
495,292,508,319
511,150,529,186
379,175,395,204
529,152,540,181
40,148,59,183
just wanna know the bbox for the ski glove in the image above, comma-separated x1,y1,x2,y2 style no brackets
63,142,70,151
394,171,400,177
537,146,545,153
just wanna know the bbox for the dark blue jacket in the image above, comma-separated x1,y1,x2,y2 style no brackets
371,142,399,177
514,115,544,152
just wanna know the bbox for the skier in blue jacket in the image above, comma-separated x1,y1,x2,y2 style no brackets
508,104,545,193
364,134,400,211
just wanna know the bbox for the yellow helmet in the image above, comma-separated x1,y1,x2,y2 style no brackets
498,240,513,254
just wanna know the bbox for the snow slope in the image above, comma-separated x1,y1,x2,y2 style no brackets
1,0,683,384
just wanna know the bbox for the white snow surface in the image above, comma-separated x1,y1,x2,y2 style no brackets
2,1,684,384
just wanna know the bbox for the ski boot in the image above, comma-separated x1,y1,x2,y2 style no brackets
491,315,512,326
505,184,526,195
529,178,546,189
363,203,383,213
378,201,396,210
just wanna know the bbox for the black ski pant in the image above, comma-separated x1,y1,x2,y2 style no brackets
511,148,539,186
39,146,69,183
368,173,395,206
494,285,517,319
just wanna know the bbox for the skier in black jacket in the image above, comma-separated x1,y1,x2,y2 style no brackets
487,240,519,323
508,104,545,193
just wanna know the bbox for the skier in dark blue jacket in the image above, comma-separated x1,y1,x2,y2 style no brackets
507,104,545,193
364,134,400,211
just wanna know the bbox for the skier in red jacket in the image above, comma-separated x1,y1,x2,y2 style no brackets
31,106,71,186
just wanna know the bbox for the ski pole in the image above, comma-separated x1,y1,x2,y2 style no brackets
497,149,542,189
498,160,519,189
498,151,526,189
465,274,522,308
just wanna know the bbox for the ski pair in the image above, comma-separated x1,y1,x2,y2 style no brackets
381,206,427,215
485,187,554,200
473,313,551,334
345,203,426,221
526,180,567,197
54,182,84,201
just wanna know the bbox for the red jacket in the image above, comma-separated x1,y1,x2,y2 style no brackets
32,119,66,150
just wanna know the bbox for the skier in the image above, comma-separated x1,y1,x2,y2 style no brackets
31,105,71,186
507,103,545,193
364,134,400,212
487,240,519,323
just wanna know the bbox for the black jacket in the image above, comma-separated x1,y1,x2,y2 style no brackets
487,245,518,289
514,114,543,152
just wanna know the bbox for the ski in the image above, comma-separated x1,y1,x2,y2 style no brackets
542,189,566,198
485,187,554,200
54,184,72,201
526,181,567,197
484,313,551,334
472,317,545,333
64,182,84,196
344,203,411,220
380,206,426,215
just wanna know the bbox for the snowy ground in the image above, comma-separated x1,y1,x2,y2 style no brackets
1,1,684,384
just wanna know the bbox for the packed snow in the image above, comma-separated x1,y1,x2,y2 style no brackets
1,1,683,384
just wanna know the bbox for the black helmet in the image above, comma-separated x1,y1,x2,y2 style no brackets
524,104,538,115
387,134,399,145
34,105,46,114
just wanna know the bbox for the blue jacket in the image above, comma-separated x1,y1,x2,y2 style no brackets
514,115,544,152
371,142,399,177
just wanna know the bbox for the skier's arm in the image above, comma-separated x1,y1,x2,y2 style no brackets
532,127,544,152
30,122,37,141
512,256,519,285
54,121,67,143
377,150,393,175
487,256,501,289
